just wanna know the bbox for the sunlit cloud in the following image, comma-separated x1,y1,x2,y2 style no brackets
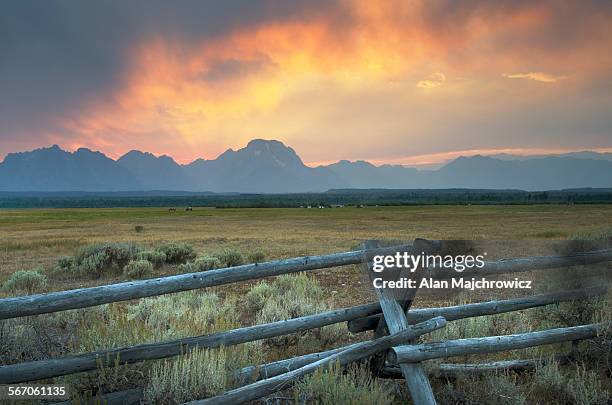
416,72,446,89
503,72,567,83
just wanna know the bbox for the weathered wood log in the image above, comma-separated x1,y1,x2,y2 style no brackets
0,245,409,320
240,348,569,382
234,343,361,383
433,249,612,279
0,302,382,383
186,317,447,405
367,239,437,405
380,355,571,379
391,323,604,364
2,247,610,320
53,388,143,405
348,285,609,333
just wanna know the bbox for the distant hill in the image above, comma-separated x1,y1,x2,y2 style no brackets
1,140,611,192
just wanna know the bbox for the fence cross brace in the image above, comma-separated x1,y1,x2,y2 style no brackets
365,239,438,405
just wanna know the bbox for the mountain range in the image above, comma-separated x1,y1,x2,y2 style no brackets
1,139,611,192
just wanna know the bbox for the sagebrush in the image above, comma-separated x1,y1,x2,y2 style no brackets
2,268,47,294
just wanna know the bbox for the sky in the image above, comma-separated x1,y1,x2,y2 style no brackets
1,0,611,166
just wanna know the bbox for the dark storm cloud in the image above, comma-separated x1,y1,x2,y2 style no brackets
199,56,276,83
420,0,612,51
0,0,342,139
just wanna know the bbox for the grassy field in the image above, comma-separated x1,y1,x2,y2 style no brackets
3,204,612,273
1,204,612,303
0,204,610,404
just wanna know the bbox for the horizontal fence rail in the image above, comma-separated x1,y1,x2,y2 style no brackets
0,302,382,384
1,284,605,383
380,355,571,378
234,343,362,384
239,346,571,382
441,249,612,279
0,245,410,320
348,285,609,333
1,248,610,320
391,323,604,364
188,317,448,405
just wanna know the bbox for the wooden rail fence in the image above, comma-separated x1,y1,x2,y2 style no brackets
0,241,610,404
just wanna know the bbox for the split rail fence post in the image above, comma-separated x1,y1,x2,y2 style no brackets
365,239,438,405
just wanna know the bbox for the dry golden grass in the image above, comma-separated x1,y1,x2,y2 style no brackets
1,204,612,306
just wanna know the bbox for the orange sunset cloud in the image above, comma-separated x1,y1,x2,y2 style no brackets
503,72,566,83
